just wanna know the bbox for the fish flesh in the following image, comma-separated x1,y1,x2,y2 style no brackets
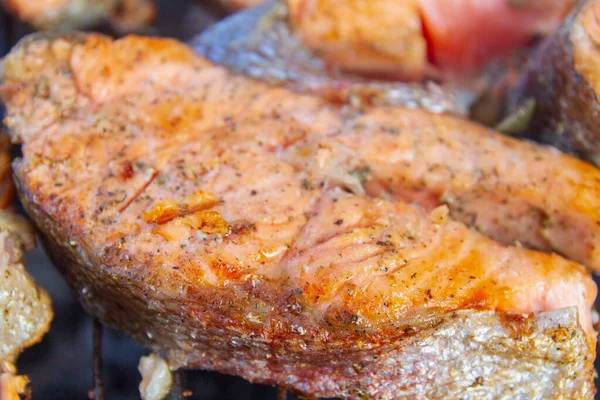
287,0,576,78
0,33,597,399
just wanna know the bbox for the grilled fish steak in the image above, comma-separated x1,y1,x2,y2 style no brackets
193,0,576,120
0,135,51,364
196,1,578,127
192,2,470,116
0,135,52,400
0,34,597,399
1,0,155,31
13,32,600,273
509,0,600,167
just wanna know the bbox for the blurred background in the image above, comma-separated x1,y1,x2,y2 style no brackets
1,1,599,399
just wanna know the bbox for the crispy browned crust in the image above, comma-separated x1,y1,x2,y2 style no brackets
510,0,600,165
1,32,597,399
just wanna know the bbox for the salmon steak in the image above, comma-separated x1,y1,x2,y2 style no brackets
0,33,598,399
193,1,470,117
194,0,576,120
0,135,52,400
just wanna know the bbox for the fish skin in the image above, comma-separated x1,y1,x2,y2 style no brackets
508,0,600,167
0,33,597,399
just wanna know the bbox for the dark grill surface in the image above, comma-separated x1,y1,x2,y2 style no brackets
1,3,599,399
